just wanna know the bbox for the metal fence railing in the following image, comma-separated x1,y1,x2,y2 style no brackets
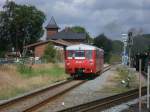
0,57,64,65
0,58,16,64
0,57,47,65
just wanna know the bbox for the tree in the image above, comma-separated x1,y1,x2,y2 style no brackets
112,40,123,54
43,43,56,63
71,26,86,33
109,40,123,63
70,26,93,44
0,1,45,56
93,34,112,62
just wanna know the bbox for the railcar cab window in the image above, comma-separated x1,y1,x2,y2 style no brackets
67,50,74,59
75,50,85,58
67,50,85,59
67,50,93,59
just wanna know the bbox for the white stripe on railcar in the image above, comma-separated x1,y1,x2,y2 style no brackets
66,44,103,51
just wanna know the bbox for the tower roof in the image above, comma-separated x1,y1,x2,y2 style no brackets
45,16,59,29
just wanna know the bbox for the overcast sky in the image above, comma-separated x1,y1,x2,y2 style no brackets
0,0,150,40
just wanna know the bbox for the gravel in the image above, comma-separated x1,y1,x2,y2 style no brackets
37,65,117,112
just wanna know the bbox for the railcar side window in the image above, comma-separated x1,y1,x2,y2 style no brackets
86,50,92,59
96,50,98,58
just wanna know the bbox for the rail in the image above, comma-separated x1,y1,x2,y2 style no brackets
59,87,147,112
0,80,85,112
0,65,111,112
24,65,111,112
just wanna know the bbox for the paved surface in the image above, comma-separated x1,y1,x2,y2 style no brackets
101,97,147,112
37,65,117,112
121,103,149,112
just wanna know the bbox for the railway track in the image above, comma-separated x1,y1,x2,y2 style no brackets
0,65,111,112
59,87,147,112
0,80,85,112
102,65,111,73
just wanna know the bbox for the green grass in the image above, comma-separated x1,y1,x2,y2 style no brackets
17,64,66,78
0,63,67,100
117,67,138,87
115,67,129,81
0,87,27,100
101,66,138,94
17,64,33,75
109,53,121,64
101,86,130,93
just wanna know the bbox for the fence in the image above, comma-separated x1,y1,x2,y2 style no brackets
0,58,40,64
0,57,64,65
0,58,16,64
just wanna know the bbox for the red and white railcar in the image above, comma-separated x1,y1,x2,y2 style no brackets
65,44,104,77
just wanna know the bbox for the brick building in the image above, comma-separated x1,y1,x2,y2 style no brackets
24,39,71,58
25,17,87,58
46,16,87,43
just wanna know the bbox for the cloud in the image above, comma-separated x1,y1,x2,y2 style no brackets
0,0,150,40
53,1,79,18
0,0,6,10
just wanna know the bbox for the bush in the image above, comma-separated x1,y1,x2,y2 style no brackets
43,42,56,63
0,50,5,58
17,64,33,75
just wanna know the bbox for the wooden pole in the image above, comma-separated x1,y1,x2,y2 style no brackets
147,65,150,109
139,59,142,112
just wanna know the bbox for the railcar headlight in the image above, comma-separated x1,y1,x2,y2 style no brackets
89,59,93,62
76,61,82,63
90,63,93,65
89,59,93,65
67,62,70,65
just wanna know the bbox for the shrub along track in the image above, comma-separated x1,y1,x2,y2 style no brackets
0,65,111,112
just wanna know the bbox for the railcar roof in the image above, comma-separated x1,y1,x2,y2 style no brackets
66,44,103,51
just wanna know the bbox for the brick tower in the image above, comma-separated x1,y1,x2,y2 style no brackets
45,16,59,40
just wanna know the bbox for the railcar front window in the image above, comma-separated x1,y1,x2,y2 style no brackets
67,50,85,59
68,50,74,59
75,51,85,57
